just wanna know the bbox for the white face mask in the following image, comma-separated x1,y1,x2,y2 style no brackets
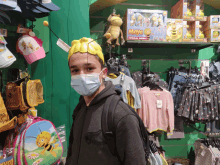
71,70,104,96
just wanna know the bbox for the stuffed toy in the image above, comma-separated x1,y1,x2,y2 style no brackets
104,12,125,47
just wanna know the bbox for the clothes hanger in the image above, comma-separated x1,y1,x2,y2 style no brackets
107,58,120,76
179,66,186,71
143,75,163,91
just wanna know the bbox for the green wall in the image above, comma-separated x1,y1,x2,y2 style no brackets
90,0,220,160
30,0,90,157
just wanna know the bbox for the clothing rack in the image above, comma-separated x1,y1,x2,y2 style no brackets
187,124,207,136
129,58,210,61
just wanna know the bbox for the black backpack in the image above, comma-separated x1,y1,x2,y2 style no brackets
72,94,150,164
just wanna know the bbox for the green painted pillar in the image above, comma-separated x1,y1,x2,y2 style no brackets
30,0,90,156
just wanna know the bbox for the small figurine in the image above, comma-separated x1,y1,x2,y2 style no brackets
158,15,163,26
186,31,192,39
213,31,219,38
199,30,204,38
104,12,125,47
150,14,158,27
199,10,204,17
144,16,150,27
130,14,136,26
136,13,144,27
186,8,192,16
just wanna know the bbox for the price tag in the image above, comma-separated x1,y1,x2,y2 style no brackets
157,100,162,109
56,38,70,52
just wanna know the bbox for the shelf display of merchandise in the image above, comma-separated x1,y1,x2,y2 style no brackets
122,0,220,44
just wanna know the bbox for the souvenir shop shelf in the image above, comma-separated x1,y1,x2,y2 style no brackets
203,0,220,10
122,40,213,50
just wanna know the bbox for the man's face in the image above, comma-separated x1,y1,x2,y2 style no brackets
69,52,107,81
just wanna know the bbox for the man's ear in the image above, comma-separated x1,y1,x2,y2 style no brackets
102,67,108,79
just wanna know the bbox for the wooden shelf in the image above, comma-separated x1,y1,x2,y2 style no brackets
90,0,127,14
122,41,214,50
203,0,220,10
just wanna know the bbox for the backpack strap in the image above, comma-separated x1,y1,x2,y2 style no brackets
101,94,121,156
102,94,150,163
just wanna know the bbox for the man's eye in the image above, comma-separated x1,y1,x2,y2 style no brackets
71,69,78,73
87,67,94,71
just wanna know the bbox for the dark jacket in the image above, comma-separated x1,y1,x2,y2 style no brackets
66,81,146,165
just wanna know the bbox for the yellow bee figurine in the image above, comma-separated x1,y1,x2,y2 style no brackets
130,14,136,26
104,13,125,47
171,22,177,39
199,10,204,17
187,8,192,16
137,14,144,27
186,31,192,39
199,30,205,39
213,31,219,38
36,131,59,157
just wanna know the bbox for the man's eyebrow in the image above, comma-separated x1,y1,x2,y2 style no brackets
84,63,94,66
70,63,95,68
70,65,77,68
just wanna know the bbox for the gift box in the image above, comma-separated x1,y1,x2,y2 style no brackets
166,18,184,42
171,0,195,21
205,29,220,42
192,0,207,21
183,21,195,42
192,21,207,42
204,15,220,31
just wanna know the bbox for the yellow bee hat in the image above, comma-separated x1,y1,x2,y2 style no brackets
68,37,105,64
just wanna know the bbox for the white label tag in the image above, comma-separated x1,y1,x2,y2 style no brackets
157,100,162,109
201,150,205,156
56,38,70,52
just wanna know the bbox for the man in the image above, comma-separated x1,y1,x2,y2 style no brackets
66,37,146,165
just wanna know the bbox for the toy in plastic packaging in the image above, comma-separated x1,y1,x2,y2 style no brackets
124,9,167,42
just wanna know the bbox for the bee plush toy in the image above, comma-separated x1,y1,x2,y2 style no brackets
103,10,125,47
